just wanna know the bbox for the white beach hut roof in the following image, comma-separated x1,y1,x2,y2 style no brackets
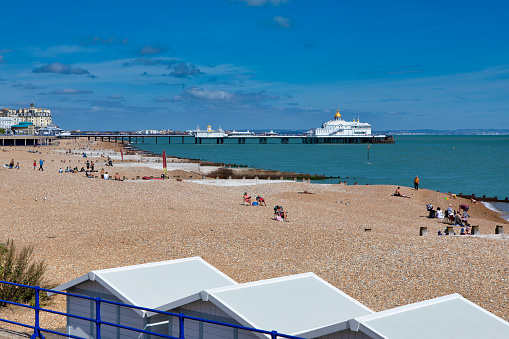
348,293,509,339
51,257,237,315
200,272,373,338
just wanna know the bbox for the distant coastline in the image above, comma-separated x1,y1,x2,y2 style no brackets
373,129,509,136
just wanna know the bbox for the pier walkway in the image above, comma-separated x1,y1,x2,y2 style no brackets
70,134,395,144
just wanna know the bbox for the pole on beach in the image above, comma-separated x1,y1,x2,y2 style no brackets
163,150,167,178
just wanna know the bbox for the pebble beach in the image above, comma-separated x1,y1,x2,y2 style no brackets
0,138,508,333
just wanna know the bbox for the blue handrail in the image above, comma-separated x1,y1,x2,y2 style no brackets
0,280,304,339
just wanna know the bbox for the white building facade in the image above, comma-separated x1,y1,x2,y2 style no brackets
9,102,52,127
187,125,226,138
0,116,22,131
306,110,371,137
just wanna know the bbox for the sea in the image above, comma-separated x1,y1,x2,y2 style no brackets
131,135,509,220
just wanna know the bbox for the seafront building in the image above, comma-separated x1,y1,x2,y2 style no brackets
0,115,22,131
187,125,226,138
1,102,52,129
305,109,371,136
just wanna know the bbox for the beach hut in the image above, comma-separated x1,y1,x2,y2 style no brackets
342,294,509,339
197,273,374,339
50,257,237,339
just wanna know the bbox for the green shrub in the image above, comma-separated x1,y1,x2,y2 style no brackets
0,239,52,305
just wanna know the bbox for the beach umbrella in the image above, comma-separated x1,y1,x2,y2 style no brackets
163,150,167,177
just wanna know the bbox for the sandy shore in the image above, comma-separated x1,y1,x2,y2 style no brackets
0,138,508,332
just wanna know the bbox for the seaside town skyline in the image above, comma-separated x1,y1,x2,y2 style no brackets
1,0,508,131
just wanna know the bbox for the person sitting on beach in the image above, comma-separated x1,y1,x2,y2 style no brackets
459,204,469,212
426,203,435,218
453,212,464,227
114,173,120,180
243,193,251,206
59,168,63,173
256,195,266,206
104,172,109,180
14,162,19,169
461,211,470,226
435,207,444,219
8,159,14,169
274,205,289,222
446,204,454,218
80,167,85,172
393,187,407,197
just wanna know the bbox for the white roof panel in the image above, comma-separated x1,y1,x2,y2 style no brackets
202,273,373,338
350,294,509,339
52,257,237,314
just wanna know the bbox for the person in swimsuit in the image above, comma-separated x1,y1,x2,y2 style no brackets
256,195,266,206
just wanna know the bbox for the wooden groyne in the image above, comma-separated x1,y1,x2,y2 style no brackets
457,194,509,203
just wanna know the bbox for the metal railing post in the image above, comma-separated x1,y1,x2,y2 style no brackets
30,286,45,339
96,298,101,339
271,330,278,339
179,313,185,339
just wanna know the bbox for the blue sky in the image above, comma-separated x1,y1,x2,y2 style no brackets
1,0,508,131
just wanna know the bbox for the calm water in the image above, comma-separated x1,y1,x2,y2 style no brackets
131,135,509,202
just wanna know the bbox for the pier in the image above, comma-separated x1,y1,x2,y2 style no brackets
0,135,56,146
70,134,395,144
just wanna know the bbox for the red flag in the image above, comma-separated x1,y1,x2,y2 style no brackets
163,150,167,176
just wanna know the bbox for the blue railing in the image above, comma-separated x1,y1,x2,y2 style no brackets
0,281,304,339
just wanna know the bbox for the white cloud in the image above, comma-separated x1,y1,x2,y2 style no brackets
181,88,233,101
32,63,90,75
273,16,290,28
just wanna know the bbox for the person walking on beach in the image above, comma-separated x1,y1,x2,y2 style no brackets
414,176,419,190
86,160,90,170
33,160,36,170
90,161,95,172
38,159,44,171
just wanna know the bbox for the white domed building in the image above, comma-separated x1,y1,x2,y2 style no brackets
305,110,371,136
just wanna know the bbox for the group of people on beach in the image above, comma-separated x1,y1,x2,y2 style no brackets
243,193,266,206
242,192,290,222
4,159,19,169
427,203,472,235
4,159,43,170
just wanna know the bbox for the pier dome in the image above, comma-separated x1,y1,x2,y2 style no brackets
334,110,341,119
